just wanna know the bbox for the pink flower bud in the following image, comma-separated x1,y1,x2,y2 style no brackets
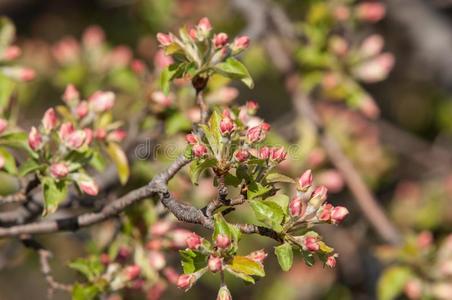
107,129,127,143
330,206,349,224
185,134,198,145
0,154,5,169
197,17,212,34
146,239,163,251
404,279,423,300
52,37,80,64
82,25,105,48
83,128,93,145
63,84,80,104
247,249,267,264
150,221,172,236
77,176,99,196
354,53,394,83
0,118,8,134
89,91,115,112
59,122,74,140
42,108,58,132
94,128,106,140
100,253,110,265
208,255,223,273
360,34,384,57
153,50,174,70
312,186,328,203
186,232,203,250
246,125,266,144
232,36,250,52
65,130,86,149
28,126,42,151
258,146,271,160
110,46,132,68
356,3,386,23
289,196,302,217
213,33,228,48
170,229,192,248
19,68,35,81
149,251,166,270
163,267,179,285
270,146,287,162
151,91,173,108
215,234,231,249
192,144,208,158
189,28,197,40
318,203,333,222
303,236,320,252
298,169,313,191
50,162,69,179
234,149,249,162
75,101,89,119
246,101,259,115
220,117,235,135
156,33,173,46
147,282,166,299
124,265,141,281
177,274,195,290
333,5,350,21
117,246,131,260
217,285,232,300
329,36,348,57
131,59,146,75
326,255,337,268
417,231,433,249
3,46,21,61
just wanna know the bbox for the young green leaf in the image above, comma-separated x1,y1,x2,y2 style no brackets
249,199,284,232
230,256,265,277
265,172,295,184
377,266,413,300
106,142,129,185
179,249,208,274
72,283,101,300
189,158,216,185
18,158,41,176
0,147,16,174
247,182,272,200
215,57,254,88
274,243,293,271
42,177,68,216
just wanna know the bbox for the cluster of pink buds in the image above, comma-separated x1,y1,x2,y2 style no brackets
289,170,349,225
254,146,287,162
220,110,235,136
156,17,250,70
246,122,271,144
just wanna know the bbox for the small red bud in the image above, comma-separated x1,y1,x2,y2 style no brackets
156,33,173,46
177,274,194,290
247,249,267,264
326,255,337,268
215,234,231,249
186,232,203,250
298,169,313,191
217,285,232,300
234,149,249,162
219,117,235,135
124,265,141,281
233,36,250,52
50,162,69,179
330,206,349,224
63,84,80,104
3,46,21,61
213,33,228,48
303,236,320,252
289,196,302,217
208,255,223,273
89,91,115,112
28,126,42,151
246,101,259,115
75,101,89,119
185,133,198,145
42,108,58,132
192,144,208,158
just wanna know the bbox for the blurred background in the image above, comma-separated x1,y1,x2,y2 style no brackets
0,0,452,299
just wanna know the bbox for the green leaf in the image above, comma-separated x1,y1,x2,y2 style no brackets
301,250,315,267
249,199,284,231
72,283,100,300
0,18,15,51
215,57,254,88
265,194,290,213
265,172,295,184
213,213,241,251
199,111,222,155
179,249,208,274
160,66,176,95
0,76,15,113
247,182,271,200
377,266,413,300
189,158,216,185
18,158,41,176
230,256,265,277
0,132,31,153
225,265,255,284
275,243,293,271
42,177,68,216
0,147,16,174
106,142,129,185
69,257,104,281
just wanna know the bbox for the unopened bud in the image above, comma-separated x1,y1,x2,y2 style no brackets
325,255,337,268
185,133,198,145
234,149,249,162
246,101,259,115
247,249,267,264
42,108,58,132
63,84,80,104
270,146,287,162
213,33,228,48
232,36,250,53
177,274,195,291
75,101,89,119
356,3,386,23
216,285,232,300
298,169,313,191
107,129,127,143
330,206,349,224
208,255,223,273
302,236,320,252
124,265,141,281
192,144,208,158
156,33,173,46
89,91,115,112
289,196,302,217
28,127,42,151
186,232,203,250
3,46,21,61
50,162,69,179
220,117,235,135
215,234,231,249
